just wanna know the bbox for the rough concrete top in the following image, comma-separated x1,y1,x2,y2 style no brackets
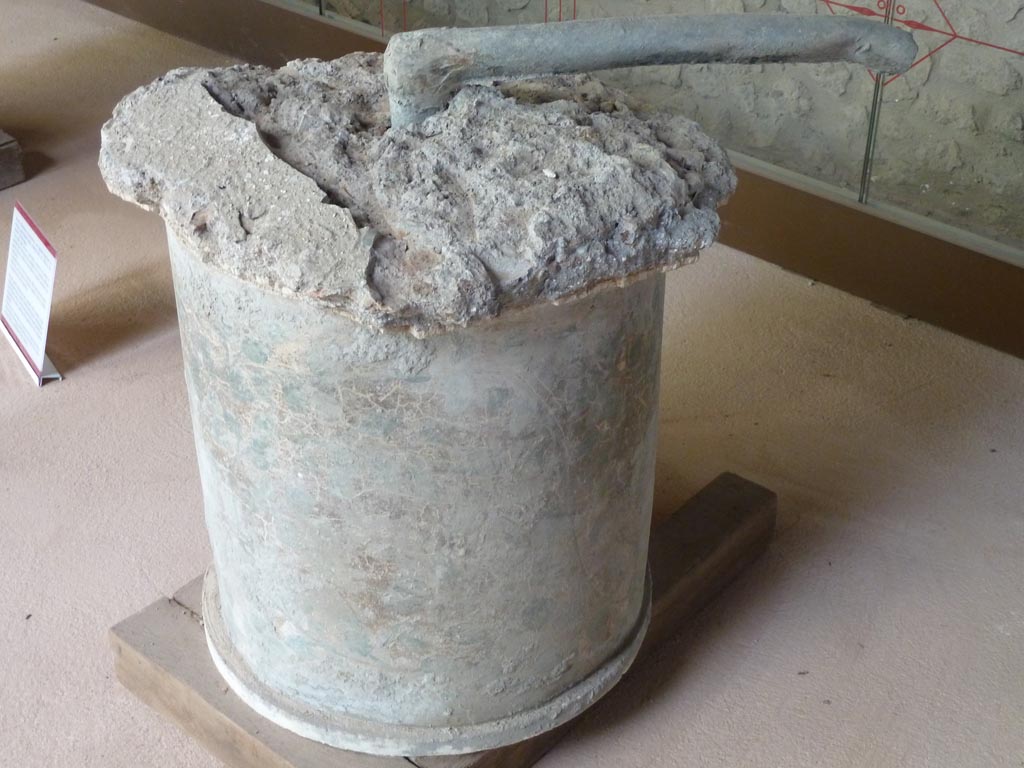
100,53,735,336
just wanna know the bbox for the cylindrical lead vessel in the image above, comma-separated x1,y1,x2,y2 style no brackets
102,13,916,756
168,228,664,754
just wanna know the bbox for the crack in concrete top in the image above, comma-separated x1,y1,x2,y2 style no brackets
100,52,735,336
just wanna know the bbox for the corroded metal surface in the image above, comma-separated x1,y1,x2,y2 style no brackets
168,226,664,753
384,15,917,128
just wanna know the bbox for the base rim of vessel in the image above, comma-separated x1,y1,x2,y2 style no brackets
201,565,652,756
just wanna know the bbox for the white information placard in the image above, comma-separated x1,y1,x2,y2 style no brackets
1,203,61,386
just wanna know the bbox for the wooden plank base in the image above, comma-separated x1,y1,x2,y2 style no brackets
0,130,25,190
110,472,776,768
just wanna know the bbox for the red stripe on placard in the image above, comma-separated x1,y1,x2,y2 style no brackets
14,202,57,259
1,313,42,378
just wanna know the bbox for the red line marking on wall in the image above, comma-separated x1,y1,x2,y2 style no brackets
932,0,956,34
545,0,549,22
380,0,385,36
883,35,955,84
900,18,951,34
816,0,1024,87
958,36,1024,57
573,0,577,20
559,0,563,21
827,1,883,18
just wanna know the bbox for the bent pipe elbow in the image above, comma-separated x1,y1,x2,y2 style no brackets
384,14,918,129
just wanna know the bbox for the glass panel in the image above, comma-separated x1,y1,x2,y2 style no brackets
870,3,1024,250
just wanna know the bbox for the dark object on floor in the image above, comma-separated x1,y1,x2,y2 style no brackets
0,130,25,190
